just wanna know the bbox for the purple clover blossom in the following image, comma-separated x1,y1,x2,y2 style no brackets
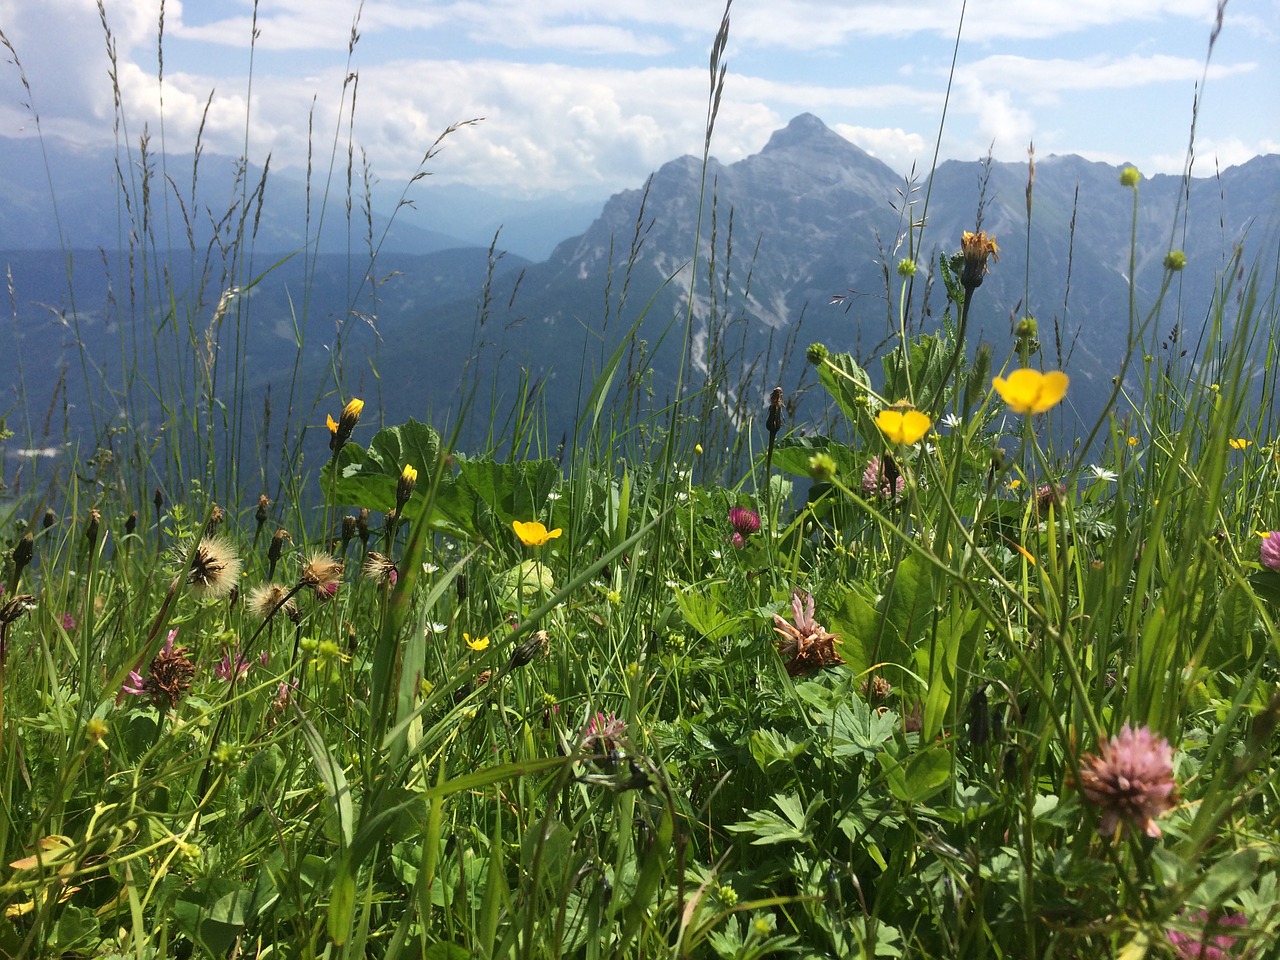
60,613,77,631
1261,532,1280,571
1075,724,1178,838
1167,910,1248,960
861,455,904,499
583,711,627,752
727,507,761,549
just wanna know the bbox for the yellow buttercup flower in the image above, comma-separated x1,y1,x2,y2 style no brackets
875,409,931,446
992,369,1069,415
512,520,562,547
1229,438,1252,450
464,633,490,652
1127,436,1139,447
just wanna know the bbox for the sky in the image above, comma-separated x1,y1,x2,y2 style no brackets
1,0,1277,204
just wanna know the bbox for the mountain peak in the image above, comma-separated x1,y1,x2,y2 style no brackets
761,113,849,154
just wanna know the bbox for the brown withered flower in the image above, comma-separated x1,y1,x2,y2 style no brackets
255,494,271,530
959,230,999,294
772,589,844,676
121,629,196,712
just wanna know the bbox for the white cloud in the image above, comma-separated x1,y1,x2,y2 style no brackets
832,124,930,172
960,53,1256,95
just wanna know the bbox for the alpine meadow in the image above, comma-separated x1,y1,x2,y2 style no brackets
3,2,1280,959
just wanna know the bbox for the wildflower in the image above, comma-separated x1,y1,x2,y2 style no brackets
897,258,917,277
992,368,1069,414
186,536,242,599
772,589,844,676
1035,482,1068,513
727,507,761,549
327,397,364,452
214,647,255,683
1074,724,1178,838
806,342,829,366
363,551,399,587
940,412,962,429
512,520,562,547
122,629,196,712
862,455,905,499
1166,910,1248,960
248,582,298,622
959,230,999,291
464,633,490,652
300,552,343,600
395,464,418,514
583,711,627,753
425,621,448,634
1260,532,1280,571
1120,166,1141,187
356,508,371,549
1228,438,1252,450
861,675,892,702
1088,465,1118,483
1164,250,1187,272
85,718,108,744
255,494,271,530
876,408,931,446
60,613,77,632
1127,436,1139,447
272,678,299,712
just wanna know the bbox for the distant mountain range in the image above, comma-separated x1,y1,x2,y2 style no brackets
2,115,1278,494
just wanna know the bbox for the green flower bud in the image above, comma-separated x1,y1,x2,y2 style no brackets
808,453,837,482
1015,316,1037,339
1119,166,1141,187
1163,250,1187,271
806,342,829,366
897,258,917,277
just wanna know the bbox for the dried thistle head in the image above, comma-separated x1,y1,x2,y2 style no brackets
362,552,398,587
301,552,344,599
186,536,242,599
255,494,271,528
248,582,297,622
204,504,225,537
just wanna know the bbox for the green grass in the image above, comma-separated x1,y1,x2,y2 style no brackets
3,3,1280,958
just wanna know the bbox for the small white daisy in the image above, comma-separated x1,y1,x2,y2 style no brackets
1088,465,1118,482
941,412,962,429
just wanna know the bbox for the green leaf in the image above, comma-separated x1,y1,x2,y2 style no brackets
878,746,951,804
817,352,872,424
321,419,441,515
772,435,864,481
295,706,354,849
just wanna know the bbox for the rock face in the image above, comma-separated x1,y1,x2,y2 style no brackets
5,115,1279,465
436,112,1279,443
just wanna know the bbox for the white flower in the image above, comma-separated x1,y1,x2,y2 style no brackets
1088,465,1118,483
546,490,562,501
422,562,440,574
941,412,962,429
425,621,448,634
